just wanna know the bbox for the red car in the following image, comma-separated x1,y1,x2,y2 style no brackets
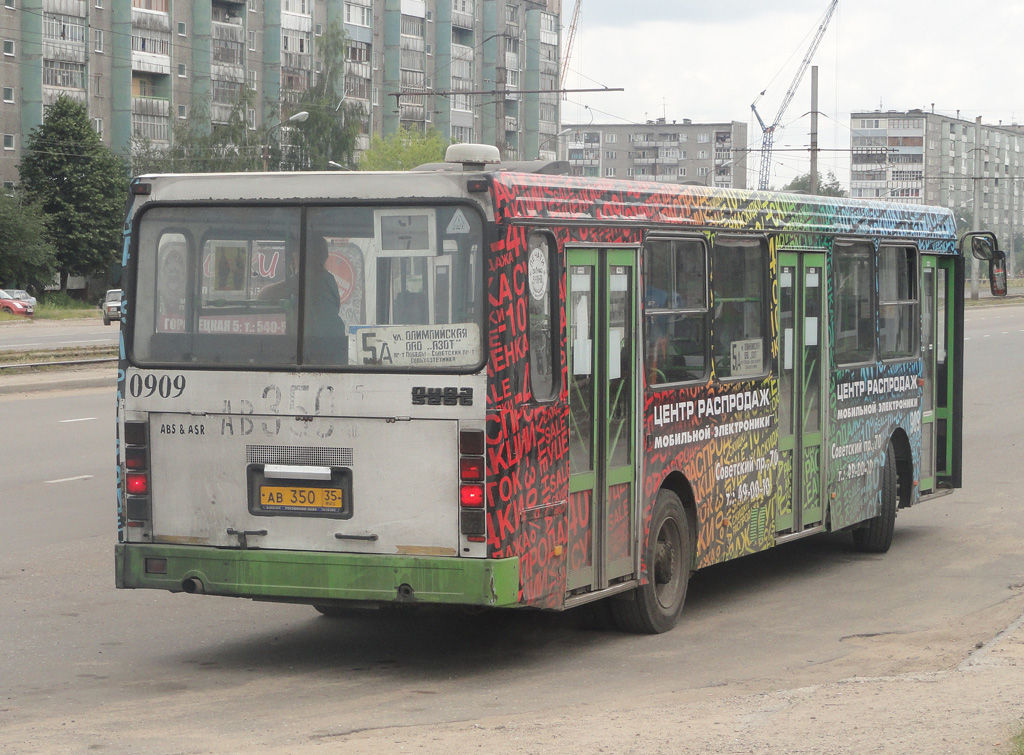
0,288,34,317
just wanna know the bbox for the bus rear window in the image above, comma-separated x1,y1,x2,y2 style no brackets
130,204,484,371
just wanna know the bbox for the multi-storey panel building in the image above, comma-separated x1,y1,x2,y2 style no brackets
562,118,748,189
850,109,1024,265
0,0,560,186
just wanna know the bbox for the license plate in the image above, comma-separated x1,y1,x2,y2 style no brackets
259,485,344,512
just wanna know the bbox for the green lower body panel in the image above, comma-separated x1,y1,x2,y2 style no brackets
116,544,522,608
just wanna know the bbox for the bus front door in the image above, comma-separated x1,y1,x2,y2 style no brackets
778,251,827,533
566,249,638,592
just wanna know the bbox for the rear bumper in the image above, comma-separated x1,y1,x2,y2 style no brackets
115,543,521,607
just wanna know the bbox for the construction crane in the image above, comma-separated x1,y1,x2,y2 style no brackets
751,0,838,190
560,0,582,91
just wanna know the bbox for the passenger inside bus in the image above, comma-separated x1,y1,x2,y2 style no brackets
303,236,348,363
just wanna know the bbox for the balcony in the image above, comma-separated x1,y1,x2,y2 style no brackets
452,10,474,29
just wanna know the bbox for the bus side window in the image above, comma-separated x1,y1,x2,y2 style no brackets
834,242,875,365
527,232,558,402
711,237,768,379
878,245,917,360
643,238,708,385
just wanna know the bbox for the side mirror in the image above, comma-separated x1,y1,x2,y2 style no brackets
960,231,997,261
989,250,1008,297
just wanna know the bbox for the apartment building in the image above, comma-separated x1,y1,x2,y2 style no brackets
0,0,560,187
850,109,1024,256
560,118,749,189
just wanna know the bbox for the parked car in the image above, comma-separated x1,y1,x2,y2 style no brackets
5,289,37,308
0,288,34,317
102,289,122,325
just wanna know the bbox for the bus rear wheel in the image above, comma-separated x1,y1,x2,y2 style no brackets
852,441,898,553
611,489,693,634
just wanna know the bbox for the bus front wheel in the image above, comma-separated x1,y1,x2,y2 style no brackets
611,489,693,634
852,441,898,553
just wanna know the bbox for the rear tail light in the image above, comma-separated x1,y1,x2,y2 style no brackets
126,472,149,495
123,421,150,528
459,429,486,539
459,484,484,507
459,457,484,481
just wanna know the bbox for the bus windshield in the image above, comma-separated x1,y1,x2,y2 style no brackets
130,203,484,371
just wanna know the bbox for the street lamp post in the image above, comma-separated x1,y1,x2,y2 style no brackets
263,111,309,171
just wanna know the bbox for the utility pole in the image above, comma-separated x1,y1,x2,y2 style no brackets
809,66,819,195
972,116,982,300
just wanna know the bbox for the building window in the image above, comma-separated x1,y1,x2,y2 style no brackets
177,21,186,36
132,31,171,56
248,0,257,11
315,23,322,35
178,104,186,118
177,63,186,77
132,113,169,141
2,181,13,190
95,0,101,7
212,79,242,104
604,167,615,177
94,29,103,52
677,167,686,177
3,134,13,150
2,40,12,56
132,0,169,11
4,0,13,8
44,14,86,44
43,60,86,89
605,133,616,143
345,2,371,26
92,117,102,136
248,31,256,51
606,151,616,160
2,87,12,102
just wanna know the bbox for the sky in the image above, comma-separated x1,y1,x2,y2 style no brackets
561,0,1024,189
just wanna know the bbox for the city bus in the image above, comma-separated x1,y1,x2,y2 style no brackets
114,144,1007,633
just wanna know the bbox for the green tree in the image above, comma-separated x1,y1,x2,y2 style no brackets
358,127,449,171
19,95,127,290
780,171,847,197
0,192,58,291
281,22,362,170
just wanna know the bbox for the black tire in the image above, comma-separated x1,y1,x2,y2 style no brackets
103,315,110,326
852,441,898,553
610,489,693,634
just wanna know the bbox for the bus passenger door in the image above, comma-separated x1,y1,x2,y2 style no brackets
778,252,826,533
919,256,937,492
566,248,638,592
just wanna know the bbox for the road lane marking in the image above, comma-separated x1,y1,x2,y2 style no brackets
44,475,94,484
60,417,97,423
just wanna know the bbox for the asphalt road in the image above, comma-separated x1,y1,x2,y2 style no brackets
0,316,119,352
0,303,1022,753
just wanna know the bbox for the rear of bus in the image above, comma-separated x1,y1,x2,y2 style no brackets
115,171,521,610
